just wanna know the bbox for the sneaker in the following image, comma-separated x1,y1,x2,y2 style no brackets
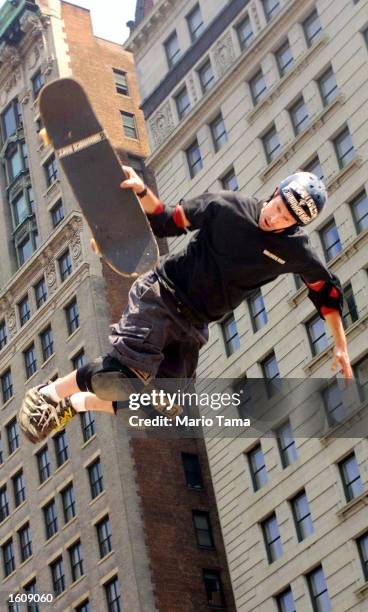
18,385,76,444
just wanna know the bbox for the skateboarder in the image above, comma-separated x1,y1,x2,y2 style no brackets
18,168,353,443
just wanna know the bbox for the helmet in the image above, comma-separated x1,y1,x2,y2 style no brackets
279,172,327,226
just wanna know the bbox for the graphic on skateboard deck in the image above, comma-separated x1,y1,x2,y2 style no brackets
39,77,159,277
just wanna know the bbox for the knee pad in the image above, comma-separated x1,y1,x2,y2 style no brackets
76,356,145,401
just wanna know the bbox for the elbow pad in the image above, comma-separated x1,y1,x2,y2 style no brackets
305,274,343,319
147,204,187,237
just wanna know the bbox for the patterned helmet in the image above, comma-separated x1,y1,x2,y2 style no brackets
279,172,327,226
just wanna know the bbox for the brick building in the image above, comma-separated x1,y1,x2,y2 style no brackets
0,1,234,611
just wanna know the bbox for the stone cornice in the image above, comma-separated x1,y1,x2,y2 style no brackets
124,0,182,55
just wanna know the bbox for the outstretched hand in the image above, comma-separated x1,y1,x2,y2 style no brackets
120,165,145,194
331,346,353,379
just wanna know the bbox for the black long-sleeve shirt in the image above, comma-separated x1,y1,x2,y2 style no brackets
148,191,342,323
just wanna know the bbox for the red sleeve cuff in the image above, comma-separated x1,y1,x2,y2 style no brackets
173,204,187,228
320,306,339,316
151,201,165,215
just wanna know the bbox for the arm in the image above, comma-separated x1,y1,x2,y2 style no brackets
303,278,353,379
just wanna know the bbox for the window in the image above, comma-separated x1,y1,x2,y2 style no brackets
306,315,328,356
261,352,280,397
2,539,15,577
182,452,203,489
250,69,267,105
7,146,23,182
322,380,344,425
113,68,129,95
261,513,283,563
24,343,37,379
61,483,76,523
186,139,203,178
51,199,64,227
236,14,253,50
342,283,358,329
37,445,51,483
1,99,22,140
248,289,268,331
291,490,313,541
304,156,324,180
121,111,138,139
203,570,225,608
68,540,84,582
193,511,214,548
96,515,113,558
1,369,13,403
263,125,280,163
364,26,368,48
17,233,38,266
0,486,9,522
127,154,146,181
276,40,294,76
233,377,252,419
12,470,26,507
80,411,96,442
32,70,44,98
221,167,238,191
40,326,54,361
58,250,72,281
54,430,68,467
24,579,39,612
187,4,204,42
210,113,228,152
339,452,363,502
7,418,20,455
50,556,65,596
262,0,280,22
104,576,121,612
357,532,368,581
164,31,180,69
18,522,32,561
318,66,338,105
34,277,47,308
354,355,368,402
175,87,191,120
248,444,268,491
306,565,330,612
351,190,368,233
0,436,2,465
72,349,86,370
198,59,215,93
75,601,90,612
18,295,31,326
303,9,322,47
276,587,296,612
334,127,355,168
12,191,29,227
221,313,240,356
290,96,309,135
44,154,58,186
43,499,58,539
320,219,342,261
0,320,7,350
65,298,79,335
276,420,297,467
88,458,104,498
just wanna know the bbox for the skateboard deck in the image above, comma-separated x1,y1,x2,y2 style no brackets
39,78,159,277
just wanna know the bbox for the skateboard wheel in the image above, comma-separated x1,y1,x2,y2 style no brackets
39,128,52,147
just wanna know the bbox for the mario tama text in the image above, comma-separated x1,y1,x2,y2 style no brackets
129,414,251,428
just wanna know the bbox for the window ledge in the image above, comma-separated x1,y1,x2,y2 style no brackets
326,155,364,194
320,397,368,444
43,179,60,201
259,94,345,182
247,33,329,125
355,580,368,599
37,476,52,490
62,515,78,531
89,490,106,507
18,554,33,569
53,459,70,475
97,550,114,565
41,354,55,369
1,396,15,411
66,327,80,342
336,490,368,518
81,433,97,449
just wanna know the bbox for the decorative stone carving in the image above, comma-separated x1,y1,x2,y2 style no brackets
68,219,82,262
19,12,44,37
188,74,198,105
0,44,21,70
213,32,235,79
40,250,57,289
249,1,262,33
149,102,175,148
7,307,17,338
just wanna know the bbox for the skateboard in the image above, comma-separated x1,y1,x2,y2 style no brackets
39,78,159,277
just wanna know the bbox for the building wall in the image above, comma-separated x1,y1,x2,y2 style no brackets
127,0,368,609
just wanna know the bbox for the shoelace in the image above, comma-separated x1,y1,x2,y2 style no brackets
31,398,60,432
